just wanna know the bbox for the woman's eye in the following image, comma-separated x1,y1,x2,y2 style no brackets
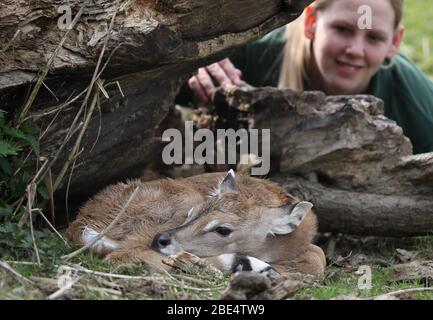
214,226,232,237
336,26,349,33
369,34,383,42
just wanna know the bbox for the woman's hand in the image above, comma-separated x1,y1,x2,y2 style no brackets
187,58,242,107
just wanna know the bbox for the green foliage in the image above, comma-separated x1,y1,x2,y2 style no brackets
0,111,57,261
0,220,67,261
0,111,41,209
0,140,21,157
402,0,433,78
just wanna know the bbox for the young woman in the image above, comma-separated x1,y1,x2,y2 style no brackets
186,0,433,154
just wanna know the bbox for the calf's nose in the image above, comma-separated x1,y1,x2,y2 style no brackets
151,232,172,250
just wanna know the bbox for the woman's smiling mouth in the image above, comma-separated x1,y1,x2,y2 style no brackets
335,59,364,75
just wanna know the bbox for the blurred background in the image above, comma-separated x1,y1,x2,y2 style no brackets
402,0,433,78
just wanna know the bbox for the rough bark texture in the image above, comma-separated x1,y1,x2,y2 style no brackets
212,86,433,236
0,0,310,205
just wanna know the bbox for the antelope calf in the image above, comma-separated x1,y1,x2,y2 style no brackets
66,170,326,276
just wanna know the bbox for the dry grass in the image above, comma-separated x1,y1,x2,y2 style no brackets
0,256,230,300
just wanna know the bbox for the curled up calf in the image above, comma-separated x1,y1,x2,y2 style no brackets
66,170,326,276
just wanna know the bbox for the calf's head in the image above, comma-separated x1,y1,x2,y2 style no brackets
151,170,313,258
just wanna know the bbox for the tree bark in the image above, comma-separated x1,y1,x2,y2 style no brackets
276,175,433,237
212,85,433,236
0,0,310,205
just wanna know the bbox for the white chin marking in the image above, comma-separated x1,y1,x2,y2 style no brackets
82,226,118,256
217,254,272,273
217,253,235,272
160,244,181,256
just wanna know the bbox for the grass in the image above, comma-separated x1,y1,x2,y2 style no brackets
0,242,231,300
0,221,234,300
2,232,433,300
298,266,433,300
295,235,433,300
402,0,433,77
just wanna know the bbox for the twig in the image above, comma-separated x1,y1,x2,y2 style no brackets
33,157,50,183
327,250,353,268
32,208,70,247
0,29,21,54
32,41,126,193
11,196,24,220
27,182,41,265
43,169,55,225
17,4,87,124
60,0,121,146
373,287,433,300
96,79,110,99
31,276,120,300
116,81,125,98
62,264,165,281
0,260,34,286
61,186,140,260
38,105,65,140
166,281,226,292
13,149,37,177
47,277,80,300
156,263,177,281
28,89,86,122
53,87,100,191
27,40,125,123
42,81,60,102
38,1,121,191
18,160,49,227
65,149,83,223
89,96,102,152
4,261,35,266
65,264,223,292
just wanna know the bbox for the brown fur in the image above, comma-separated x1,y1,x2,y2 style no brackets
66,172,326,276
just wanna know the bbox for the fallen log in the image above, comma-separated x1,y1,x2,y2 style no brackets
212,85,433,236
276,175,433,237
0,0,310,206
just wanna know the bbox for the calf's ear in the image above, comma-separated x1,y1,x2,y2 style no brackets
215,169,239,195
269,201,313,235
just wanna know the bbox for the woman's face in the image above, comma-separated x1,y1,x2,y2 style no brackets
305,0,404,95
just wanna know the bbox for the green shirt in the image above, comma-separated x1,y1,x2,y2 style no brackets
229,28,433,154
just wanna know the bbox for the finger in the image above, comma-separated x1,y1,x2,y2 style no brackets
196,67,218,99
218,58,242,85
188,75,211,106
205,62,233,87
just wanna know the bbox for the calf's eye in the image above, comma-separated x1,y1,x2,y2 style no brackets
214,226,232,237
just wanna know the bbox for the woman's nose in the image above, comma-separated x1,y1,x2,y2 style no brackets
344,36,365,58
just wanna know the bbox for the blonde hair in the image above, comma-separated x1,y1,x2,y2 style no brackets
278,0,404,91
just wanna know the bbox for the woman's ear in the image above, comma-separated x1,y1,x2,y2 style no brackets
387,25,404,59
304,5,318,40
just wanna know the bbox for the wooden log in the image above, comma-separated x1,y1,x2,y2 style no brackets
216,85,433,196
0,0,311,206
275,175,433,237
0,0,311,109
213,85,433,236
